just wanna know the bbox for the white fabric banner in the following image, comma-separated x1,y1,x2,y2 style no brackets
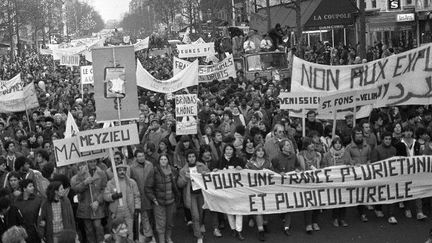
134,37,149,51
0,75,39,112
177,43,216,58
60,54,80,66
136,59,198,93
191,156,432,215
173,55,237,82
80,65,94,85
175,94,198,135
292,44,432,107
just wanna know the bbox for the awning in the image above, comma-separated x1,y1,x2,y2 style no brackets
252,0,358,33
304,0,358,30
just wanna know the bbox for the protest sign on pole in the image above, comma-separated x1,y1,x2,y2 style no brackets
173,55,237,82
279,92,323,137
53,137,107,167
191,156,432,215
92,46,139,122
177,42,216,58
175,94,198,135
76,123,139,152
60,54,80,66
318,88,379,114
80,65,94,85
136,59,199,93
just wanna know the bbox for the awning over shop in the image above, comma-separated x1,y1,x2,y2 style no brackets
252,0,358,33
304,0,358,30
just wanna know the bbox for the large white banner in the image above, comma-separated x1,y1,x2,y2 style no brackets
191,156,432,215
136,59,198,93
0,75,39,112
291,44,432,108
175,94,198,135
177,43,216,58
173,55,237,82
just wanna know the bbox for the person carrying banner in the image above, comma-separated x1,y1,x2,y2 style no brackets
371,132,398,224
245,145,272,241
271,138,299,236
104,164,140,241
71,160,107,243
298,137,322,233
177,150,209,243
322,137,348,227
343,127,372,223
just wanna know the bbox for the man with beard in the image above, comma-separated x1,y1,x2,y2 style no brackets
343,127,372,223
104,164,140,242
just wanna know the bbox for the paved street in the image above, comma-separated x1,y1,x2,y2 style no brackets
172,205,431,243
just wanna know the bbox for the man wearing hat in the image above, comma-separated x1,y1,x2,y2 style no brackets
104,163,140,241
142,117,169,150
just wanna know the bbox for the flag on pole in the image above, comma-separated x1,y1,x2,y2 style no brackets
64,112,79,138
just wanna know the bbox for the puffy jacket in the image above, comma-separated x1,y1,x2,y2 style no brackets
145,166,178,206
103,176,140,217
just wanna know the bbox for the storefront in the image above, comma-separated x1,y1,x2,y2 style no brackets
253,0,358,47
301,0,358,47
366,11,416,49
417,11,432,45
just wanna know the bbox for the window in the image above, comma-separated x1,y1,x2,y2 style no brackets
406,0,413,4
372,0,376,8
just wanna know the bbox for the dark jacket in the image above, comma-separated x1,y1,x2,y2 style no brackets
217,156,245,170
271,152,298,173
145,166,178,206
14,194,42,243
0,205,24,242
371,144,396,162
39,197,76,243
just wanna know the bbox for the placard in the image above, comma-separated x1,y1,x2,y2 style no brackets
60,54,80,66
175,94,198,135
92,46,139,122
77,123,139,152
177,43,216,58
80,65,94,85
318,88,379,114
54,137,107,167
279,92,323,109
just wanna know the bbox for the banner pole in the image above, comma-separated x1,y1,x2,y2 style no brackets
353,92,357,128
23,96,32,133
302,109,306,137
332,109,337,139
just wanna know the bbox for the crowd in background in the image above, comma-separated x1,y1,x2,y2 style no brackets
0,26,430,243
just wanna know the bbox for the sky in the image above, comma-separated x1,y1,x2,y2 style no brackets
88,0,131,22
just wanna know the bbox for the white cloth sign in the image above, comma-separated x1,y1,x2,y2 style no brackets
191,156,432,215
80,65,94,85
177,43,216,58
64,112,80,138
77,124,139,152
175,94,198,135
54,137,107,167
319,88,379,114
134,37,149,51
136,59,198,93
292,44,432,107
60,54,80,66
173,55,237,82
0,75,39,112
279,92,323,110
